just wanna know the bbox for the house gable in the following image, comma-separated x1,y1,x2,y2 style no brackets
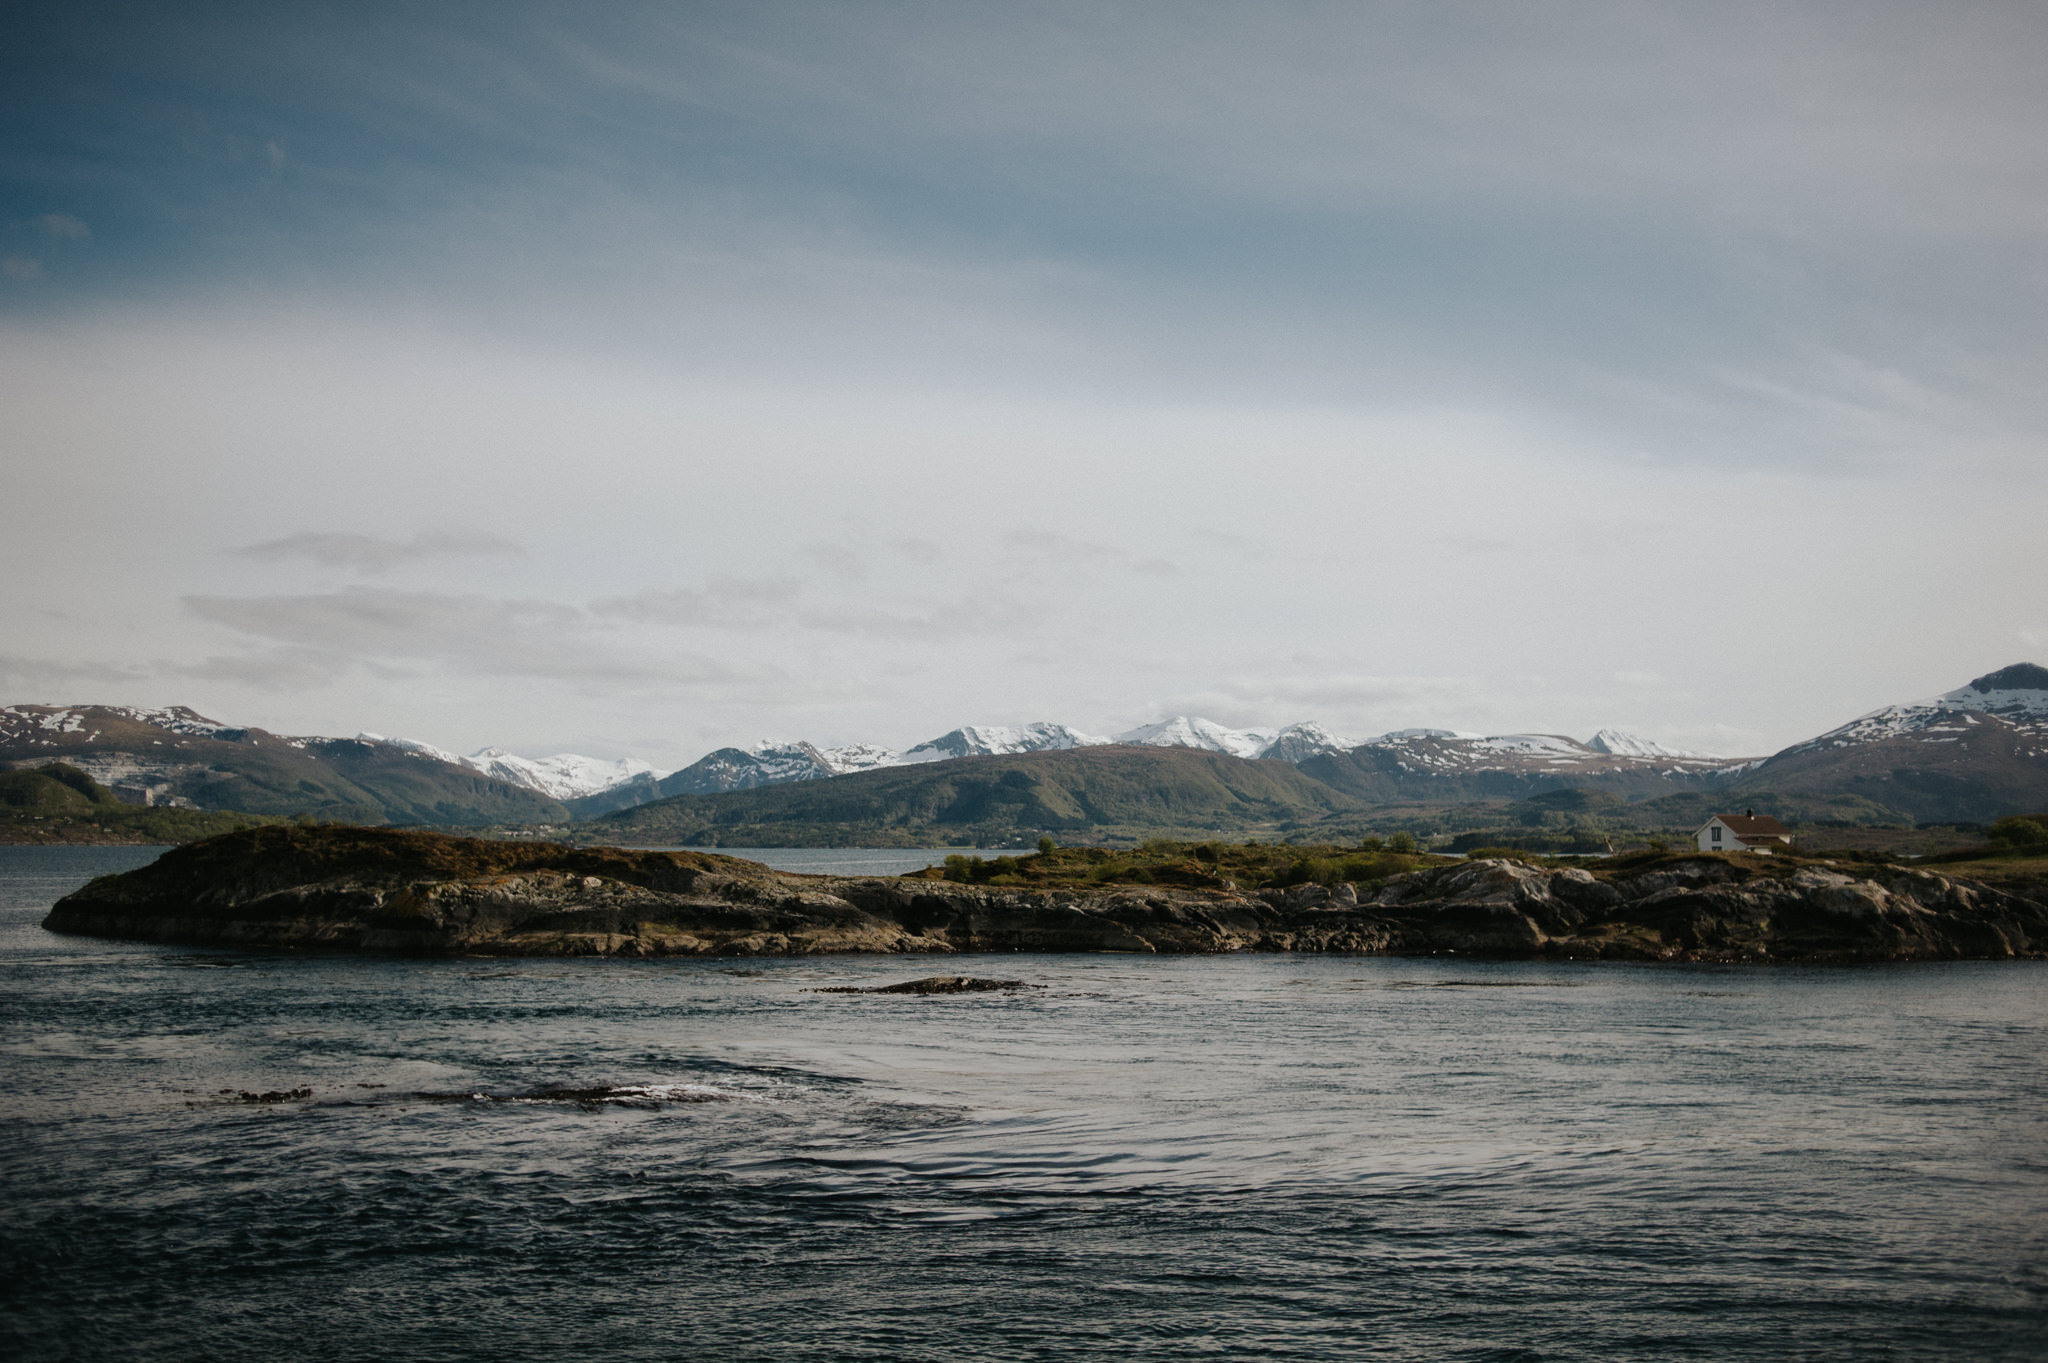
1694,811,1792,854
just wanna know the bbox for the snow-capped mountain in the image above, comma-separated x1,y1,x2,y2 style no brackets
1355,732,1610,771
462,748,656,802
1112,716,1277,760
14,665,2044,828
897,722,1109,764
658,740,840,796
342,711,1741,809
98,706,237,739
357,734,655,802
1292,726,1759,806
357,732,462,763
1727,664,2048,822
1587,728,1709,759
1780,663,2048,755
818,743,900,775
0,707,571,824
1256,722,1355,763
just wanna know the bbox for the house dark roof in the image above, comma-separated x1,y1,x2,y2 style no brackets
1712,813,1790,837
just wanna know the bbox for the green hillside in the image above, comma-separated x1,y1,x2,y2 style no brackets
0,763,286,844
595,745,1369,846
1723,719,2048,824
0,763,109,811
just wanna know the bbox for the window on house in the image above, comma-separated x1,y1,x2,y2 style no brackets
1711,826,1722,842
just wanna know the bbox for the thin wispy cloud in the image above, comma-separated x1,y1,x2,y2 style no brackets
590,578,802,628
36,214,90,241
1001,530,1178,576
235,530,523,573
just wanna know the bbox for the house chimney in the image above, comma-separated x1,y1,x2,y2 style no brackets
1746,808,1754,818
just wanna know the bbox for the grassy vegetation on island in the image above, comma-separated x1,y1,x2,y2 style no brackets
912,824,2048,905
905,834,1443,890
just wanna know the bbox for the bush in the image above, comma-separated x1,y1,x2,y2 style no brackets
1337,853,1413,881
1989,815,2048,849
1387,831,1417,854
1037,836,1056,856
1461,846,1548,865
1274,857,1336,888
943,854,973,883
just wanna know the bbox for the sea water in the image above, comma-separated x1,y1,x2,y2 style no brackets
1,845,2042,1360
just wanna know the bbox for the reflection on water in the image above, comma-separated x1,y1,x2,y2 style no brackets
1,846,2044,1360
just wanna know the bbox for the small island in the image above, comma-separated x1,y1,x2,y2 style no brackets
41,825,2048,962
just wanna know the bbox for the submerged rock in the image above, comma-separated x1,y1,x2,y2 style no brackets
41,827,2048,963
817,975,1036,995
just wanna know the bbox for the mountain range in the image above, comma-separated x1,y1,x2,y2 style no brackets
4,664,2044,837
0,706,569,825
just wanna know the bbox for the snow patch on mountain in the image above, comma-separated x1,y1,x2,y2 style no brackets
462,748,657,802
1257,722,1354,763
1113,716,1277,759
897,722,1110,765
1464,734,1597,761
1587,728,1711,759
359,733,656,801
104,706,234,737
819,743,900,775
359,732,461,763
747,741,837,781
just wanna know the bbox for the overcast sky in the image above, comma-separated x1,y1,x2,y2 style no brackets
3,1,2044,767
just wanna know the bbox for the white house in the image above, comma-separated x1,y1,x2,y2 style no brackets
1694,811,1792,855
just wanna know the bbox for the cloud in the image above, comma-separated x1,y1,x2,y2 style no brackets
1000,529,1179,576
1204,673,1486,714
803,544,867,579
36,214,90,241
0,5,2039,757
0,649,341,696
588,577,801,628
235,530,523,572
0,653,153,692
1,257,42,280
793,587,1044,640
182,587,745,689
170,649,350,691
588,571,1044,640
1133,671,1492,732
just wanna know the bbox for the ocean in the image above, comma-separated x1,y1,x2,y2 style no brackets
1,845,2042,1360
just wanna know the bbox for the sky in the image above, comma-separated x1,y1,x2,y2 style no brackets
3,0,2045,769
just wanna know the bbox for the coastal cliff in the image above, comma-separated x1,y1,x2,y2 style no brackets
40,826,2048,962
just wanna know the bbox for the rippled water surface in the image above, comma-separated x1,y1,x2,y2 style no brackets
2,846,2044,1360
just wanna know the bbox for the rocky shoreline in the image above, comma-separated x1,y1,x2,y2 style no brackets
39,825,2048,963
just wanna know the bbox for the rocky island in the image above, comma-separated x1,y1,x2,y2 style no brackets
40,825,2048,962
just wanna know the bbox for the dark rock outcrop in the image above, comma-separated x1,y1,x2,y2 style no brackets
817,976,1037,994
41,827,2048,962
